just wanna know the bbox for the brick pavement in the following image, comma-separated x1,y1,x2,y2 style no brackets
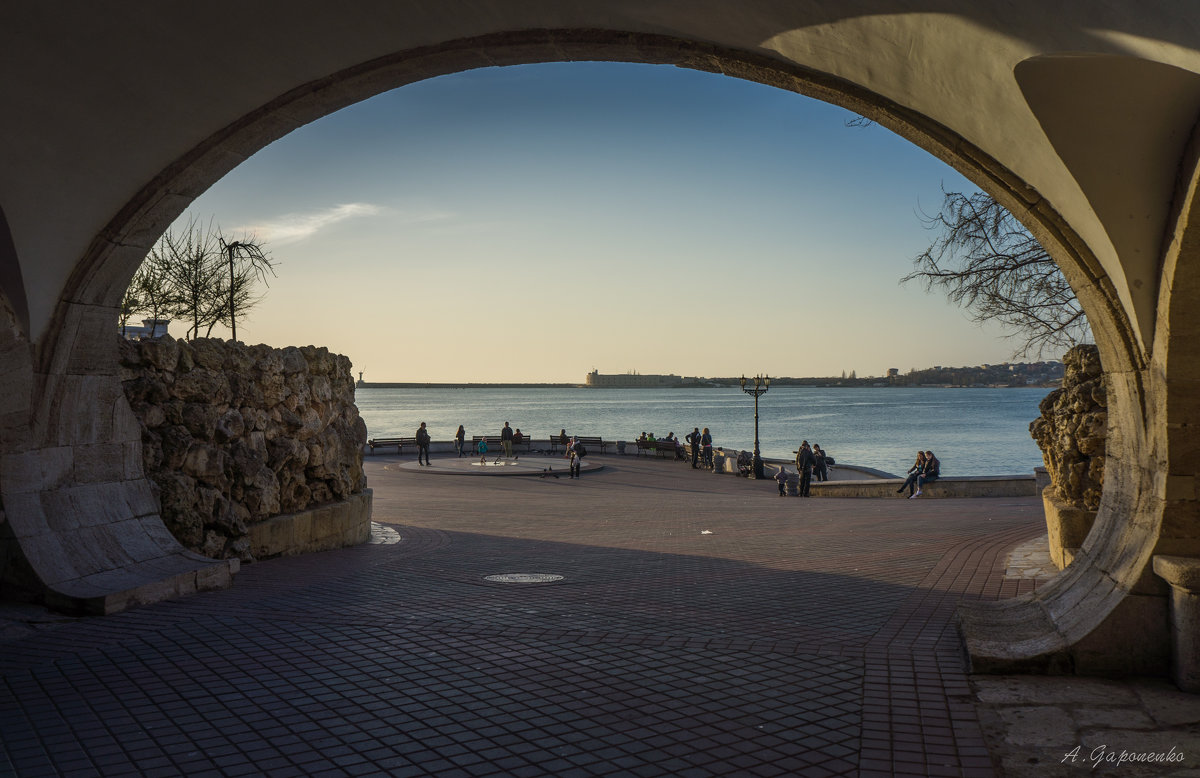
0,455,1050,777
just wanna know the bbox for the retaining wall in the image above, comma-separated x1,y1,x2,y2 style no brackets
120,337,370,561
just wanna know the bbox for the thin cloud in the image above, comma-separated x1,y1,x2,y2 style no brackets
236,203,382,245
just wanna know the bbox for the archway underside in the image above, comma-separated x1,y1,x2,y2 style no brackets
8,30,1195,678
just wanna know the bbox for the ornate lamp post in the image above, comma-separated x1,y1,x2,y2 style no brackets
740,374,770,479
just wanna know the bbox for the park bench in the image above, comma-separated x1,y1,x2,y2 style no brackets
367,436,417,453
573,436,607,454
549,436,608,454
636,438,684,458
656,440,685,459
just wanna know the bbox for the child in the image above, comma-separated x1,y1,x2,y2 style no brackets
477,437,489,465
774,466,788,496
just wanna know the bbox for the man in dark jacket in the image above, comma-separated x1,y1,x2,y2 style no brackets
500,421,514,458
686,427,701,469
795,440,816,496
416,422,431,466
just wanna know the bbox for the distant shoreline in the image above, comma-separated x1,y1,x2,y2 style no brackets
355,381,1059,389
357,382,581,389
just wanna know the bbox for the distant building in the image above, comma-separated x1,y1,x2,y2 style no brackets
585,369,686,388
121,318,170,340
886,367,899,377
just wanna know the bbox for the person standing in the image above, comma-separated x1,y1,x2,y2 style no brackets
813,444,828,482
416,422,431,466
795,440,816,496
569,436,586,479
500,421,514,458
701,427,713,469
686,427,701,468
454,425,466,457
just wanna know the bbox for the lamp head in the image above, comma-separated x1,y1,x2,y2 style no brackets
764,375,771,388
740,375,747,389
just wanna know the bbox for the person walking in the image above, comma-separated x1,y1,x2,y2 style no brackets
774,466,789,496
686,427,701,468
500,421,514,458
416,422,431,466
454,425,465,457
795,440,816,497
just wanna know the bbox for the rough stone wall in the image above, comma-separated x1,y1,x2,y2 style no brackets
1029,344,1107,510
118,337,367,561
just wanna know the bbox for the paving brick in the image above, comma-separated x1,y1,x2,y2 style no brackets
0,457,1059,776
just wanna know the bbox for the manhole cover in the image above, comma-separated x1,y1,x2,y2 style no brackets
483,573,564,583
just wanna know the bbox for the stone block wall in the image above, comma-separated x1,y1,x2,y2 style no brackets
118,337,368,561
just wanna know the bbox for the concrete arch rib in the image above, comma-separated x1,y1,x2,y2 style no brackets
30,27,1179,672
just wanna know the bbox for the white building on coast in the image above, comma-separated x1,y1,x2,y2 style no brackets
585,369,689,387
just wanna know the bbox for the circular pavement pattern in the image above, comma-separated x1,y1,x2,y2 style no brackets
390,455,602,477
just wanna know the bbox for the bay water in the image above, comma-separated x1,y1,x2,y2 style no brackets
355,386,1049,477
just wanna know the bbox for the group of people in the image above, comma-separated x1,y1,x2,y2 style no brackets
414,421,528,466
631,428,715,469
635,431,688,460
784,440,831,497
897,450,940,497
684,427,713,468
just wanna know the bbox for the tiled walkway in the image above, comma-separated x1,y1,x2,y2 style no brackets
1,456,1052,777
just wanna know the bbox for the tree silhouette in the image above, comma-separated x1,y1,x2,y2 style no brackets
124,217,276,340
902,189,1091,358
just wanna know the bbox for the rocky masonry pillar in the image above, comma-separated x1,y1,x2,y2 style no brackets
1153,556,1200,692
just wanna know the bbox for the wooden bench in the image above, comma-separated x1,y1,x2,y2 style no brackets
367,436,417,453
548,436,608,454
635,438,683,458
573,436,607,454
657,440,685,459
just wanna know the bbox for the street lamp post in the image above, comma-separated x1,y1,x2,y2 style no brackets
740,374,770,479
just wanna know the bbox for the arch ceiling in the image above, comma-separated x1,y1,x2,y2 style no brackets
3,2,1200,674
1,2,1198,350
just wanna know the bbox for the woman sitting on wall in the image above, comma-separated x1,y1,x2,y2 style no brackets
912,451,940,498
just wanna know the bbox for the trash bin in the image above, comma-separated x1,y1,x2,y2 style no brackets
616,441,626,455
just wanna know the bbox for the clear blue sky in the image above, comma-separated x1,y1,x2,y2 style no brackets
177,61,1027,382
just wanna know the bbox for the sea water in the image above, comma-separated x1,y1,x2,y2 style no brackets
355,386,1049,477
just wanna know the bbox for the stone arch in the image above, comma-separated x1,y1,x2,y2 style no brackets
15,29,1189,673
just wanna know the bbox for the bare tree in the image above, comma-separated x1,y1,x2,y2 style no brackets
119,283,140,337
218,235,275,342
132,250,175,324
124,218,277,341
154,217,227,339
901,189,1091,358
